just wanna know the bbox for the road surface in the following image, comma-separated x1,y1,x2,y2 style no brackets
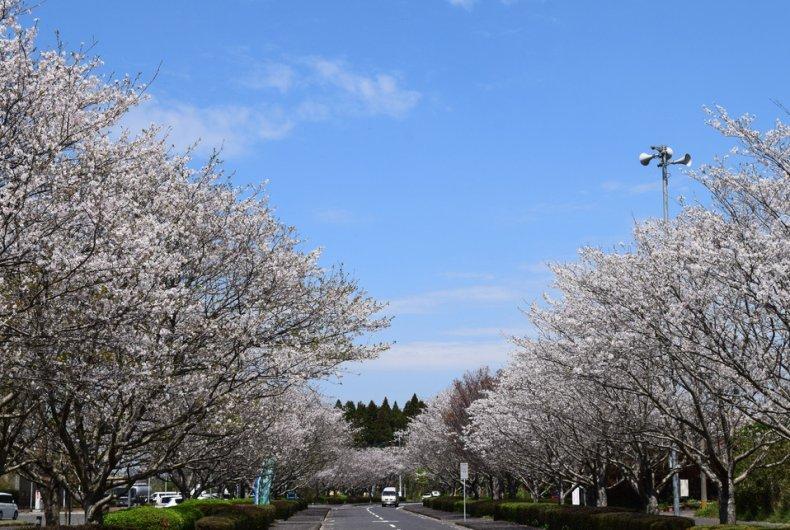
321,503,457,530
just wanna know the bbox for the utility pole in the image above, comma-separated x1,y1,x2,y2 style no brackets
640,144,692,517
396,433,403,500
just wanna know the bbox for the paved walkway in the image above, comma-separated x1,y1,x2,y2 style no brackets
271,505,330,530
403,504,538,530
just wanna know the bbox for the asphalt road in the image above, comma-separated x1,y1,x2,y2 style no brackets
321,503,457,530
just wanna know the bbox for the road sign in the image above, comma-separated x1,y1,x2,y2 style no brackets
460,462,469,480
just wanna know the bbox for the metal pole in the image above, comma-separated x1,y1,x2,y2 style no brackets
663,150,680,517
670,448,681,516
661,154,669,223
463,479,466,521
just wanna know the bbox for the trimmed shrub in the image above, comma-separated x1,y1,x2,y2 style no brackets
691,526,790,530
195,516,237,530
446,499,500,517
105,505,193,530
194,503,276,530
271,499,307,519
489,501,693,530
423,496,462,511
590,512,694,530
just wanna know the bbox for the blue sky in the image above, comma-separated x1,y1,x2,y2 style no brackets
36,0,789,406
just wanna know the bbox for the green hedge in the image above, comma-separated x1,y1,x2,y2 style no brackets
105,505,199,530
491,502,693,530
423,496,462,511
104,499,288,530
271,499,308,519
319,495,380,504
422,499,694,530
691,526,790,530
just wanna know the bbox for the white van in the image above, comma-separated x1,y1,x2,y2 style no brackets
0,493,18,520
381,487,399,508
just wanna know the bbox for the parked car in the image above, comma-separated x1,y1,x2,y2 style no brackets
151,492,182,506
157,496,183,508
431,491,441,497
0,493,18,520
421,492,432,500
381,487,399,508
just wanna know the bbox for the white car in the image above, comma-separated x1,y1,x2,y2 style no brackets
421,493,432,500
431,491,441,497
381,487,399,508
156,495,183,508
151,492,181,506
0,493,18,520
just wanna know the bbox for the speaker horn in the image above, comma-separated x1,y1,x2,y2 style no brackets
673,153,692,166
639,152,654,166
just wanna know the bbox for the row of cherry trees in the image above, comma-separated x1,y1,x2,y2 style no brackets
0,2,387,523
404,109,788,524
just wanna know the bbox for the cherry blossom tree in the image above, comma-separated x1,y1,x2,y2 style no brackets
0,2,388,522
402,368,500,498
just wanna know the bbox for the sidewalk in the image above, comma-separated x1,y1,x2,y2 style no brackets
403,504,538,530
270,505,330,530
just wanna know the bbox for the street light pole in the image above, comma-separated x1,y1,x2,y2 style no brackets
396,433,403,500
639,145,692,224
639,144,692,517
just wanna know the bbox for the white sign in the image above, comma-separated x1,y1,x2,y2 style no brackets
680,479,689,498
571,487,581,506
460,462,469,480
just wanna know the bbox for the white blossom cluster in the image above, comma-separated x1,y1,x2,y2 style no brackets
0,2,387,523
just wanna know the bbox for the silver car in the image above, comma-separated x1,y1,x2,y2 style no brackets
0,493,18,520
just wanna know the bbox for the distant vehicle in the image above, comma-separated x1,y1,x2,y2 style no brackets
381,487,399,508
112,484,150,506
285,491,298,500
197,492,217,500
156,496,183,508
431,491,441,497
0,493,18,520
151,492,182,506
421,493,432,500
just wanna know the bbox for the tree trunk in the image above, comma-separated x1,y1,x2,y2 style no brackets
84,492,112,524
718,476,736,524
636,466,659,514
40,484,62,527
596,485,608,507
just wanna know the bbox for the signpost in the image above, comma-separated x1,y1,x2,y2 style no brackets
460,462,469,521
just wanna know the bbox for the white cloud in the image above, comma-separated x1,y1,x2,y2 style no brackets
360,340,511,371
314,208,357,225
443,326,534,338
446,0,528,9
389,285,518,315
122,99,294,156
306,58,421,118
241,61,296,93
123,56,420,157
447,0,477,10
